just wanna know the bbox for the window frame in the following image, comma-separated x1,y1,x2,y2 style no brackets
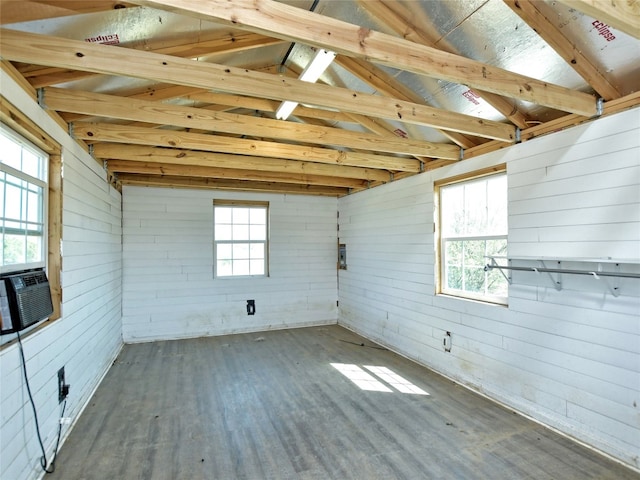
0,124,49,275
213,199,269,278
435,165,508,305
0,96,62,329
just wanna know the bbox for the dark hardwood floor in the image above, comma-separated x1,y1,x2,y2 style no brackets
50,325,638,479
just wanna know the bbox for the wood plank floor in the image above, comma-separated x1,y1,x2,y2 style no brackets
50,325,637,479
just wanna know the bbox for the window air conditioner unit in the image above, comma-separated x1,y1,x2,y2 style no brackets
0,269,53,335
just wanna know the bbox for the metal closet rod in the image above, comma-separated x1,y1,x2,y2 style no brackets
484,264,640,279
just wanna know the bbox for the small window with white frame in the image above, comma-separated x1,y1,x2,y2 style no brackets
213,200,268,277
436,168,508,304
0,125,48,274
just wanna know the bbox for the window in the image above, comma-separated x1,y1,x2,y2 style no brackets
436,169,508,304
0,125,48,274
213,200,268,277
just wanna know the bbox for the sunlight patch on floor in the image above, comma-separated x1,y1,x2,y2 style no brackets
331,363,429,395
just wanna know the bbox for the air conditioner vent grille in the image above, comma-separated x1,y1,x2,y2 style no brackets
1,269,54,333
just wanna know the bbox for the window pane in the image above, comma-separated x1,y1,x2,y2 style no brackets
27,189,41,224
250,259,264,275
4,234,25,265
0,136,22,170
26,235,42,263
446,265,462,290
445,240,462,266
233,243,249,260
250,224,266,241
487,268,508,296
215,207,232,224
249,243,264,259
215,224,232,241
22,149,40,179
232,224,249,241
217,260,232,276
463,181,487,236
462,240,485,268
441,184,464,236
233,208,249,224
233,259,250,276
5,181,22,221
217,243,232,260
464,267,485,293
487,238,507,258
250,208,266,224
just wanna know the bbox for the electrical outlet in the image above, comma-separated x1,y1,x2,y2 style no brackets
246,299,255,315
58,366,69,403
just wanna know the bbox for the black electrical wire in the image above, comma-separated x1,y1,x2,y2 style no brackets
16,330,66,474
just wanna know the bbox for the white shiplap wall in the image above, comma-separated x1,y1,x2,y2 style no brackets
122,187,337,342
0,71,122,480
338,107,640,469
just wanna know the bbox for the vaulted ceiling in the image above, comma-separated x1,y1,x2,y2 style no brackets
1,0,638,196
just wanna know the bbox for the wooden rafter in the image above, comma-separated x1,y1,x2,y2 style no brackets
72,123,421,172
504,0,621,100
106,160,370,189
93,143,391,182
357,0,532,130
0,29,516,141
0,0,135,25
184,92,358,124
116,174,350,196
20,30,284,88
335,56,480,148
128,0,598,117
44,87,459,158
557,0,640,40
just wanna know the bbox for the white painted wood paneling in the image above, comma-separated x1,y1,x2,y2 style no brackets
0,70,122,480
338,108,640,470
122,188,337,342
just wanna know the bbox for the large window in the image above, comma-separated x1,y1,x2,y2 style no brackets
213,200,268,277
437,169,508,304
0,125,48,274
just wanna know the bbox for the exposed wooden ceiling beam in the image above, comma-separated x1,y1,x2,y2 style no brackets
128,0,598,117
0,29,516,142
335,56,480,148
0,0,134,25
357,0,531,130
43,87,461,158
504,0,621,100
557,0,640,40
106,160,369,189
72,123,421,172
93,143,391,182
21,30,284,88
185,92,356,124
117,173,350,196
